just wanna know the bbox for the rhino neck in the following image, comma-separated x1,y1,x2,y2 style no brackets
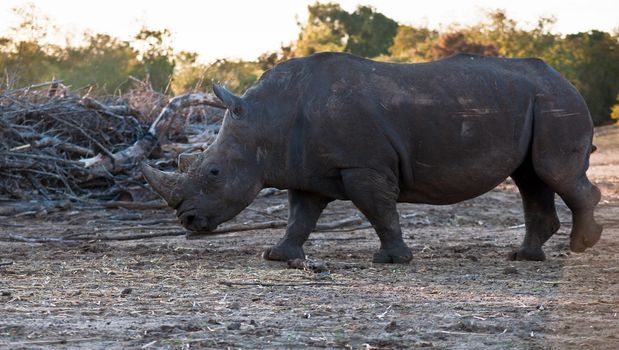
257,116,307,190
209,117,266,189
233,86,302,190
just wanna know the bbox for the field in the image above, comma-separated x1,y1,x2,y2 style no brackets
1,126,618,349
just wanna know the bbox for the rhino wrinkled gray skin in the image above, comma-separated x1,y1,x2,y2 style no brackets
142,52,602,264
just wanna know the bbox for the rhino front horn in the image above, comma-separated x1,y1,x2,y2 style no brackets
141,163,184,207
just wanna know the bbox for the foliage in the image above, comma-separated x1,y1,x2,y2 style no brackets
381,9,619,125
294,3,347,56
612,97,619,122
57,34,140,92
389,26,437,62
0,7,175,94
132,28,175,93
294,2,398,58
173,59,262,95
553,31,619,125
430,32,498,59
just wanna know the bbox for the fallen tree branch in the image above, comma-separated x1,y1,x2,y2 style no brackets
80,93,225,176
30,136,95,156
218,280,344,287
0,200,72,216
47,113,116,159
0,79,64,97
0,151,84,166
2,235,67,243
0,216,365,242
316,216,363,230
103,200,169,210
5,337,101,347
185,220,288,239
80,96,142,118
148,93,225,137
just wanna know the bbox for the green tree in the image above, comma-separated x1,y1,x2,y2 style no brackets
132,28,176,93
0,4,58,87
174,59,262,95
611,95,619,122
389,25,437,62
344,6,398,57
294,3,347,56
57,33,139,92
555,31,619,125
294,2,398,57
171,51,205,93
430,31,498,59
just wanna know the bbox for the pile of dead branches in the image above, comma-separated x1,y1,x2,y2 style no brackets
0,80,224,203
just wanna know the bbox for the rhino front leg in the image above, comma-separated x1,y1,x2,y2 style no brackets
262,190,331,262
341,168,413,264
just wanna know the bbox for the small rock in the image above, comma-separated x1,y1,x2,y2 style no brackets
503,266,519,275
287,259,328,273
207,319,221,325
385,321,399,332
453,246,470,253
120,288,132,297
287,259,305,269
227,322,241,330
314,271,332,280
265,204,286,214
228,302,241,310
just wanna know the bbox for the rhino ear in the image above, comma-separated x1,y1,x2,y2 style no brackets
212,83,245,119
178,152,201,173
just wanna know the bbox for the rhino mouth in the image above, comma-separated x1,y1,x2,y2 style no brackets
176,205,219,234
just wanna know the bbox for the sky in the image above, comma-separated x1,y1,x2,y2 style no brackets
0,0,617,62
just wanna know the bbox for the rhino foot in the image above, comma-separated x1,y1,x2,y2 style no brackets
372,245,413,264
508,247,546,261
262,244,305,262
570,221,602,253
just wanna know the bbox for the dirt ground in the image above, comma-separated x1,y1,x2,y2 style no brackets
1,126,618,350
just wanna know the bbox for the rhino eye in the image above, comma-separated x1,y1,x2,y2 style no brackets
209,169,220,176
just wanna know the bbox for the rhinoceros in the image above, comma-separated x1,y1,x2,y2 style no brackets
142,52,602,263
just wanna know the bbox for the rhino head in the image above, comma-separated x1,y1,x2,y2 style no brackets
142,84,264,233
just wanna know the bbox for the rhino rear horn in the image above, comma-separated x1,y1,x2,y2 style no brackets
141,163,184,207
212,83,245,119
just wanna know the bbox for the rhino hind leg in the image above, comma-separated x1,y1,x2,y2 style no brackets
532,152,602,253
530,96,603,253
262,190,330,262
341,168,413,264
550,176,602,253
509,159,560,261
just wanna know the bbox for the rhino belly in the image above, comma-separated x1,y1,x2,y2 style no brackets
397,115,530,205
398,159,518,205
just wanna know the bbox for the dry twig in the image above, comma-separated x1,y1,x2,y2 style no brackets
218,280,344,287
